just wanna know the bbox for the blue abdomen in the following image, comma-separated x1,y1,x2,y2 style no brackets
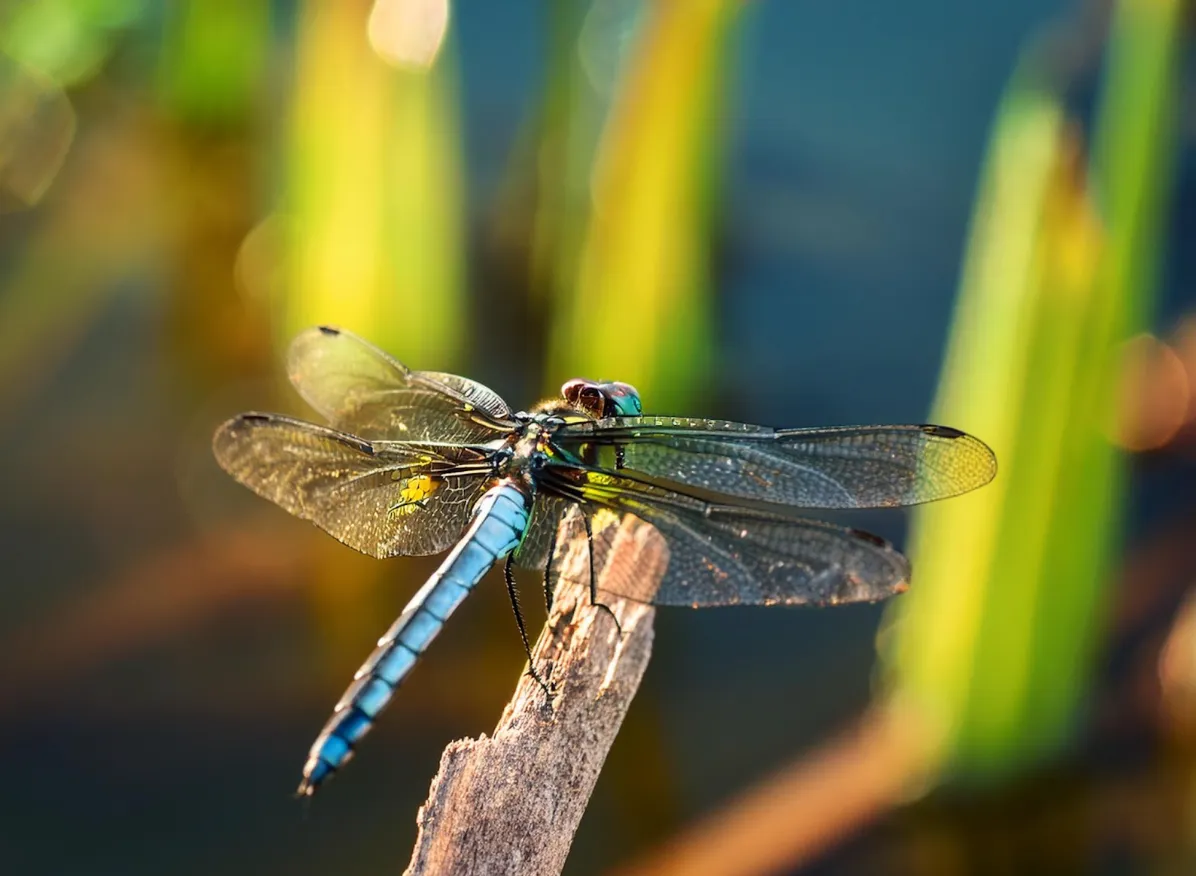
297,480,531,795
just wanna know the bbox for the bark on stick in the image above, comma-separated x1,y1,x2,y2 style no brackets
404,515,668,876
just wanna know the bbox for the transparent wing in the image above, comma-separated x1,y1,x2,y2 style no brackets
554,418,996,510
287,325,514,442
542,467,909,607
212,413,493,558
512,493,573,573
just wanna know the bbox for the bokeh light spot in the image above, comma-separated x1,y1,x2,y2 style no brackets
1112,332,1188,451
367,0,449,70
0,54,75,211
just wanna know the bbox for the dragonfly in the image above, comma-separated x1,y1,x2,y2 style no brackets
212,326,996,796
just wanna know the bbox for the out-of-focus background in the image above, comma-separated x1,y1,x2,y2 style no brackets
2,1,1194,874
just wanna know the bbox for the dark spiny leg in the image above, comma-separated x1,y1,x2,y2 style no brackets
504,555,552,699
582,513,623,635
543,524,558,614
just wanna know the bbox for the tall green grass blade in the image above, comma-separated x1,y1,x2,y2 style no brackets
546,0,740,410
883,0,1181,780
282,0,464,371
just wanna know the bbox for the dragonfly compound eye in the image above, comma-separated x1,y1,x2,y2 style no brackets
561,378,607,418
601,382,642,416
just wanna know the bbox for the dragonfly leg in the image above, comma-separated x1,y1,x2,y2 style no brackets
542,524,558,614
504,554,553,700
582,512,623,636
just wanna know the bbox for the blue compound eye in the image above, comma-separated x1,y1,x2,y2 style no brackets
601,381,642,416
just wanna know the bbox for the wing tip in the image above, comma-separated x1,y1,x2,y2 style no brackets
212,411,377,459
288,324,346,367
211,412,268,458
919,423,964,439
919,423,999,489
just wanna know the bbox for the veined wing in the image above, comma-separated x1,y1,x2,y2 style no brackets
541,466,909,607
512,493,572,573
287,325,515,442
212,413,493,558
554,418,996,510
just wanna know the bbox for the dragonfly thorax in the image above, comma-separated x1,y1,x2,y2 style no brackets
494,422,553,486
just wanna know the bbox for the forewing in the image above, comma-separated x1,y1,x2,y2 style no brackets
543,468,909,607
555,418,996,510
287,326,514,441
212,413,492,558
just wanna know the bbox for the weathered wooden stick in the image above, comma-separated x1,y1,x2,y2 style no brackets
404,515,669,876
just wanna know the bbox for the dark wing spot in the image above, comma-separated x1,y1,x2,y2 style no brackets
848,528,892,549
317,325,341,336
241,413,273,424
919,424,965,439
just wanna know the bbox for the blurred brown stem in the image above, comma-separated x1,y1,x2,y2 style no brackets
611,702,938,876
403,516,668,876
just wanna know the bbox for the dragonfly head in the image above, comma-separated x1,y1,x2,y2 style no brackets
560,378,642,419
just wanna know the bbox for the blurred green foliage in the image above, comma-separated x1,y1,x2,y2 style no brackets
884,0,1183,780
158,0,269,125
2,0,145,86
545,0,740,411
282,0,465,372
